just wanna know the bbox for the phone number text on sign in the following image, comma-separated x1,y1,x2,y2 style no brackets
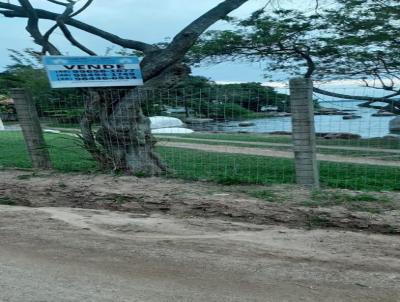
43,56,144,88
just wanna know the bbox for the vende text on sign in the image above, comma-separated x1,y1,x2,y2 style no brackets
43,56,144,88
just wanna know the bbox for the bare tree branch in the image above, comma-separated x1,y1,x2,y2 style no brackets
17,0,61,55
42,0,97,55
70,0,93,18
141,0,249,80
59,24,97,55
1,0,250,79
41,1,74,54
46,0,69,6
313,87,400,104
0,2,157,53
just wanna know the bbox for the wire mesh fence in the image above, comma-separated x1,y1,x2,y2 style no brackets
1,85,400,191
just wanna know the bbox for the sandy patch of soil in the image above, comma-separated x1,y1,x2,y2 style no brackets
0,205,399,301
1,170,399,234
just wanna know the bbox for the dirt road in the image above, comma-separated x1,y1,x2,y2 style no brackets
1,205,399,302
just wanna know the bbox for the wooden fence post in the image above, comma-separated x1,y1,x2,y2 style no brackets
11,88,51,170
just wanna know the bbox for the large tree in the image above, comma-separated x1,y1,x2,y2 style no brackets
189,1,400,111
0,0,250,174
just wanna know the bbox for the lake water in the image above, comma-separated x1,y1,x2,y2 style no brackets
196,101,397,138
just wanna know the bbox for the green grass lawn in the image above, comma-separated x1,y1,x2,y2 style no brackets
1,131,400,191
0,131,96,172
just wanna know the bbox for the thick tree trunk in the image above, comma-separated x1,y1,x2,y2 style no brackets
80,89,166,175
98,93,167,175
79,64,190,175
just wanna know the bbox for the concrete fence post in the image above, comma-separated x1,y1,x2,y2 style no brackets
11,88,51,170
289,78,320,189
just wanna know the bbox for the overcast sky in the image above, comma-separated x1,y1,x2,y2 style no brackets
0,0,324,83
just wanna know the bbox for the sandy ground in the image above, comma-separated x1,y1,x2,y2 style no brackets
0,205,400,302
1,171,400,234
157,135,400,154
158,141,400,167
1,171,400,301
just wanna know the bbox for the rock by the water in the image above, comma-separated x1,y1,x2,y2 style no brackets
389,116,400,132
238,122,255,127
268,131,292,136
149,116,184,129
342,115,362,120
150,116,195,134
315,108,350,116
152,127,194,134
184,118,214,124
43,129,61,134
317,107,338,113
271,112,291,117
372,111,396,117
322,133,361,140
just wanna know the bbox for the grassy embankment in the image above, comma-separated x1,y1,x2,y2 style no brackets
0,131,399,191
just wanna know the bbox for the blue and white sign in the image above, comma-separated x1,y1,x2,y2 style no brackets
43,56,144,88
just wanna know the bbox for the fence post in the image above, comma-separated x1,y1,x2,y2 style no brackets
289,78,319,189
11,88,51,170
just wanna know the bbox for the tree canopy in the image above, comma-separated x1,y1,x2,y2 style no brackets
189,0,400,108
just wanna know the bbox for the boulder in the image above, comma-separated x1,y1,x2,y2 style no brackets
164,107,186,114
322,133,361,140
316,108,349,116
317,107,339,113
238,122,255,127
372,111,396,117
44,129,61,134
268,131,292,136
149,116,184,129
275,112,291,117
152,127,194,134
389,116,400,132
184,118,214,124
342,115,362,120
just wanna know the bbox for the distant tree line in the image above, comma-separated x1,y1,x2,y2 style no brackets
0,49,290,121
